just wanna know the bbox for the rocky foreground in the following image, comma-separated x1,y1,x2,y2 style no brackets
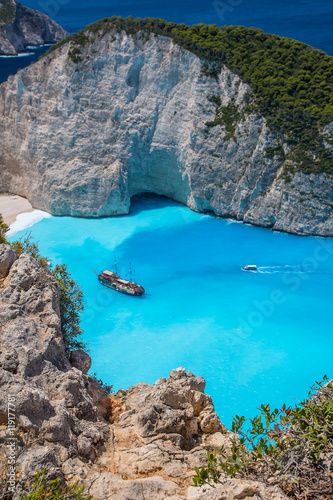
0,244,288,499
0,0,68,55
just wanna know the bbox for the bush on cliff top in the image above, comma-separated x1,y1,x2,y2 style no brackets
193,376,333,499
45,17,333,175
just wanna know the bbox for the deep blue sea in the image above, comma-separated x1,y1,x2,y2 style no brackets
22,0,333,56
0,46,51,84
1,0,333,83
8,196,333,426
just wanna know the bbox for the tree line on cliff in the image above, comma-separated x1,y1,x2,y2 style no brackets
45,17,333,176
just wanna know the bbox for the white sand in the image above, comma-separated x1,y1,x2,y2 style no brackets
0,195,52,237
7,210,52,237
0,194,33,224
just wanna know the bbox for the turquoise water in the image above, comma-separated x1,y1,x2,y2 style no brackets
9,196,333,427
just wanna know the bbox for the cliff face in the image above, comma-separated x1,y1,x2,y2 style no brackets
0,245,287,499
0,28,332,235
0,0,68,55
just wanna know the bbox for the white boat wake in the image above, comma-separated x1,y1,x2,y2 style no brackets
257,265,312,274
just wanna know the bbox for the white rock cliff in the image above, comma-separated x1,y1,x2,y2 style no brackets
0,0,68,55
0,29,332,235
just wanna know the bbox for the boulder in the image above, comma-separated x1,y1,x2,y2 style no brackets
88,473,181,500
0,243,15,278
69,349,92,374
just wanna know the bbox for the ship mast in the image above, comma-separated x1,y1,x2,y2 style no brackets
114,255,118,274
129,263,133,282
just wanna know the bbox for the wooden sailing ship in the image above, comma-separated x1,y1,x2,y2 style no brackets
94,259,145,296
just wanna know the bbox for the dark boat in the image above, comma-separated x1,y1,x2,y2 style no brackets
242,264,257,271
94,259,145,296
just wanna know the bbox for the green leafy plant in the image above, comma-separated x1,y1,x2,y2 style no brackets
9,232,86,356
52,264,86,355
0,214,8,244
192,377,333,499
264,144,286,161
89,373,113,394
206,98,241,140
68,47,83,63
21,469,93,500
0,0,16,24
11,232,49,268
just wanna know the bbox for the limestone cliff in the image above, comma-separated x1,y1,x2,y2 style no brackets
0,0,68,55
0,22,332,235
0,245,288,499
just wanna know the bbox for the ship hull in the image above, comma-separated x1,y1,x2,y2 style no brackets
98,277,144,296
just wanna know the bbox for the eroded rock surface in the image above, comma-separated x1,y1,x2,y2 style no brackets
0,248,288,499
70,349,92,374
0,0,68,55
0,29,332,235
0,243,15,279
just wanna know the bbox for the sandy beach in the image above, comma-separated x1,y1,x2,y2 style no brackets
0,194,33,225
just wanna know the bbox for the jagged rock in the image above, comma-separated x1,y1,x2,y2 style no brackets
200,412,222,434
0,243,15,278
187,479,289,500
69,349,92,374
88,473,181,500
0,242,291,500
0,27,332,235
0,0,68,55
18,446,61,480
0,252,109,497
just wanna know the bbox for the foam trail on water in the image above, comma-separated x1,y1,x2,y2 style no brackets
226,219,243,225
0,52,34,58
7,210,52,237
258,265,311,274
26,44,53,49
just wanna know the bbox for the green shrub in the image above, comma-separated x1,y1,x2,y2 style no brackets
52,264,86,355
11,232,49,268
264,144,286,161
192,377,333,499
41,35,72,59
89,373,113,394
21,469,93,500
0,0,16,24
10,232,86,356
0,214,8,244
68,47,83,63
206,99,241,141
207,95,222,107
